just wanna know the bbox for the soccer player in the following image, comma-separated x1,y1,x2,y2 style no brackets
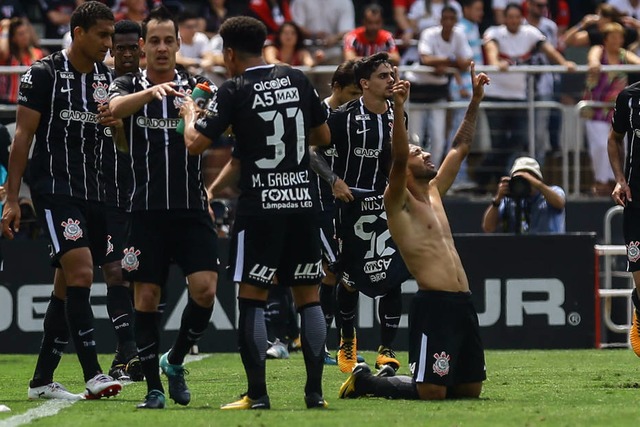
309,59,361,365
317,52,411,374
1,1,121,400
340,63,488,401
609,72,640,357
181,16,331,410
99,19,144,382
108,6,219,409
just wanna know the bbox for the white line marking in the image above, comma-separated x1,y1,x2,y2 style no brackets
0,354,211,427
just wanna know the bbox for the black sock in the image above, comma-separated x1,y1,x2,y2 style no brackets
265,287,287,342
319,282,336,335
337,284,358,339
107,285,136,362
31,293,68,387
299,302,326,397
238,298,268,399
379,288,402,348
357,374,419,399
135,310,163,393
168,297,213,365
66,286,101,382
284,289,299,341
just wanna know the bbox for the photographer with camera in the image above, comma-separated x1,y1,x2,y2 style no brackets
481,156,565,234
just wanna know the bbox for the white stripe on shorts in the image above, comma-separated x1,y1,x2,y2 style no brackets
44,209,61,254
319,228,336,263
233,230,245,282
417,333,428,382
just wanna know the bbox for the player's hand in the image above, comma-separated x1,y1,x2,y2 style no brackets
391,66,410,106
1,199,20,239
612,181,632,207
470,62,490,101
332,178,354,202
150,82,184,100
97,104,122,127
179,96,198,119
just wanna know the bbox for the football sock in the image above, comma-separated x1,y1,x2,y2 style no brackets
106,284,137,362
65,286,101,381
168,297,213,365
379,287,402,348
298,302,326,396
31,293,68,387
264,286,287,342
358,375,419,400
284,289,299,342
319,282,336,335
238,298,268,399
135,310,163,393
337,283,358,339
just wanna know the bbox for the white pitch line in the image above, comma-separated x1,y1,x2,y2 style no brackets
0,353,211,427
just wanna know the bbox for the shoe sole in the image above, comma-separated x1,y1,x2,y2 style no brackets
85,383,122,400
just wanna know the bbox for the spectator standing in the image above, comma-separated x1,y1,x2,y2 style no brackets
476,3,574,190
411,6,472,168
584,22,640,196
176,10,211,73
563,3,638,48
37,0,80,39
343,4,401,65
393,0,417,48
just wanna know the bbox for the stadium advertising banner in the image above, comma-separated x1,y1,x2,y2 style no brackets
0,233,596,353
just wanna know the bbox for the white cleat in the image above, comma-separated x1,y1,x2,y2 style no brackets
84,374,122,399
28,382,85,401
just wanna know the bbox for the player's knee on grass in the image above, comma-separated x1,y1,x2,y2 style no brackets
448,382,482,399
416,383,447,400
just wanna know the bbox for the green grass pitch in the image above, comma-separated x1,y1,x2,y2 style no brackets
1,349,640,426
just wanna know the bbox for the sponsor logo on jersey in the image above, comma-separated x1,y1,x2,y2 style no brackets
294,261,322,280
58,71,75,79
92,82,110,105
60,110,99,124
355,114,370,121
122,247,141,272
17,93,27,102
61,218,83,241
136,116,180,129
628,241,640,263
353,147,381,158
93,73,108,81
275,87,299,104
20,69,33,86
253,76,291,92
432,351,450,377
204,93,219,117
363,258,391,274
323,147,337,157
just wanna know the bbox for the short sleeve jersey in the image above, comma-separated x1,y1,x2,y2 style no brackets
328,97,406,193
194,64,327,215
108,69,212,212
612,82,640,196
343,27,399,58
18,50,113,201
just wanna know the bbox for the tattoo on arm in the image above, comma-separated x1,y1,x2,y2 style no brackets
309,148,338,185
451,101,479,149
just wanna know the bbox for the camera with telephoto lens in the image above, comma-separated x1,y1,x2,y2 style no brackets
508,175,531,199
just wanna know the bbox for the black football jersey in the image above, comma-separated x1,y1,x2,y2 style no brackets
108,69,212,212
18,50,113,201
612,82,640,198
328,97,406,193
194,64,327,215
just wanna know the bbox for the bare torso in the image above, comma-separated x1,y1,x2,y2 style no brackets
386,181,469,292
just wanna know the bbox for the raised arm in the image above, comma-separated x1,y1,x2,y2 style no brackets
435,63,489,194
384,67,410,215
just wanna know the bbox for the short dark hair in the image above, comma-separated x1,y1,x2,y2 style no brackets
363,3,383,17
114,19,141,40
331,59,357,89
142,5,178,40
504,3,523,16
219,16,266,57
69,1,114,40
176,10,198,24
274,21,304,51
353,52,391,90
442,5,458,17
